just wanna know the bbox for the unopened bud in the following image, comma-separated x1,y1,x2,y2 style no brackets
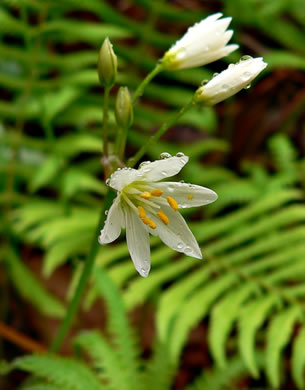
115,87,133,128
98,37,117,87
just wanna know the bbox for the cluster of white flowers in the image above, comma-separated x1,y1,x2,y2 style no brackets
100,13,267,277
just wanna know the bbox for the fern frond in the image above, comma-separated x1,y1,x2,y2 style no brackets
292,326,305,389
75,331,130,390
13,355,102,390
94,269,141,390
266,307,302,388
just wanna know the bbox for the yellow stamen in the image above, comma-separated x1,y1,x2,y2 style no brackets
143,217,157,229
187,194,193,200
138,206,146,219
167,196,178,211
157,210,169,225
140,191,151,199
151,189,163,197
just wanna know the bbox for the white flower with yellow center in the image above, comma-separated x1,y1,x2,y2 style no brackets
99,154,217,277
162,13,238,71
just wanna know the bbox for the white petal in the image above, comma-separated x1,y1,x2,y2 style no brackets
98,196,123,244
108,167,144,191
139,155,189,182
125,206,151,277
195,57,267,105
150,205,202,259
155,182,218,208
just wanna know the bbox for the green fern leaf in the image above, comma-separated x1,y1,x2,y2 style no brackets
238,295,280,377
94,269,140,390
75,331,130,390
13,355,102,390
266,306,302,388
7,250,65,318
292,325,305,389
208,282,258,368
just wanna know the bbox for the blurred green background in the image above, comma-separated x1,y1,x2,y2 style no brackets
1,0,305,389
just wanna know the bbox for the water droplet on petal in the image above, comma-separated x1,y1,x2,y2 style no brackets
160,152,171,159
117,167,121,171
139,161,151,168
105,178,110,185
177,243,184,250
240,55,253,62
161,171,167,176
179,180,184,183
212,72,219,78
242,71,252,82
176,152,185,157
200,79,209,86
105,210,109,215
228,63,235,69
185,246,192,254
222,84,229,91
244,83,251,90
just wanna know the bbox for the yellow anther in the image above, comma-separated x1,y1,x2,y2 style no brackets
157,210,169,225
151,189,163,197
143,217,157,229
187,194,193,200
138,206,146,219
167,196,178,211
140,191,151,199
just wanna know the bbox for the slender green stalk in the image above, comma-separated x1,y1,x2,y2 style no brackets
131,63,164,105
103,86,111,159
128,98,195,167
119,126,128,161
50,189,116,353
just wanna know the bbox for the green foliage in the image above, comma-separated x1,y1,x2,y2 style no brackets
1,0,305,389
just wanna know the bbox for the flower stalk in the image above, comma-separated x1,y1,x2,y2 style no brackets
50,189,116,353
128,98,195,167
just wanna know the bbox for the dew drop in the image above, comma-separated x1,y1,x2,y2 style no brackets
240,55,253,62
105,210,109,215
117,167,121,171
242,71,252,82
228,63,235,69
185,246,192,254
160,152,171,159
212,72,219,78
177,243,184,250
176,152,185,157
161,170,167,176
200,79,209,86
244,83,251,90
179,180,185,183
222,84,229,91
105,178,110,185
139,161,151,168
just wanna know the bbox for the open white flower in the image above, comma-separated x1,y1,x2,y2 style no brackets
162,13,238,71
99,154,217,277
194,56,268,105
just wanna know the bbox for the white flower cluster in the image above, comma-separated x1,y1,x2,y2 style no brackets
162,13,267,105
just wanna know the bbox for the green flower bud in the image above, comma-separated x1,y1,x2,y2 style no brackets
98,37,117,87
115,87,133,129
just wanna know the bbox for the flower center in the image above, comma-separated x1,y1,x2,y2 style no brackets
121,183,179,229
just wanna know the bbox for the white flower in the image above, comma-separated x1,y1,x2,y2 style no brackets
99,154,217,277
162,13,238,71
194,56,268,105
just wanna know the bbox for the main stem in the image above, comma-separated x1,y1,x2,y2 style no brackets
131,63,164,105
128,98,195,167
50,190,115,353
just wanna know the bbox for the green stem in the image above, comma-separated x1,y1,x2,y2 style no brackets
50,189,116,353
103,87,111,159
131,63,164,105
119,125,128,162
128,98,195,167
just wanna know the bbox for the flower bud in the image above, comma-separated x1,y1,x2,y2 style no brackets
115,87,133,128
194,57,267,105
98,37,117,87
